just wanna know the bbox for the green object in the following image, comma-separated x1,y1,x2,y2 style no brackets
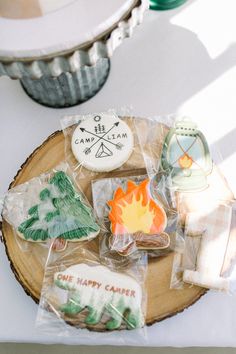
160,118,213,192
54,264,144,330
150,0,187,10
21,58,110,108
18,171,100,242
58,289,141,330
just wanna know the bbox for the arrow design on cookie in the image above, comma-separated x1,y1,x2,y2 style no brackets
80,127,123,151
71,115,134,172
81,122,122,155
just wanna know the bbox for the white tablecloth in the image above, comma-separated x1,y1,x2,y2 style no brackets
0,0,236,346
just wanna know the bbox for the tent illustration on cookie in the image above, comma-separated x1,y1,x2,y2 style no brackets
95,142,113,158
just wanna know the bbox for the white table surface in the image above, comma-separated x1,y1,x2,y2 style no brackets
0,0,236,346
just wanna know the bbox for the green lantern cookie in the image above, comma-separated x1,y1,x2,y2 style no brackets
160,118,213,192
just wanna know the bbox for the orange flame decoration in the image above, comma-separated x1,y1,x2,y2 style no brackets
178,153,193,169
107,179,167,235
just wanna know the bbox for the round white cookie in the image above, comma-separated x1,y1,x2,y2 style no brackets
71,114,134,172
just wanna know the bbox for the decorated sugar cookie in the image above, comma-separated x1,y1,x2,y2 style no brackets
17,171,100,244
107,179,169,253
71,113,134,172
182,204,233,291
54,264,144,330
160,118,213,192
160,118,235,290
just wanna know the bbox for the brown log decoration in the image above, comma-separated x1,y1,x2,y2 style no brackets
1,117,206,326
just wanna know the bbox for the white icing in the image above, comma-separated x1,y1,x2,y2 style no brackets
54,264,143,325
0,0,137,58
183,204,232,291
3,169,99,243
3,179,49,231
71,113,134,172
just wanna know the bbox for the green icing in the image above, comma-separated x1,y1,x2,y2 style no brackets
126,312,140,330
160,119,213,192
84,306,103,325
105,298,125,330
60,300,83,315
18,171,100,242
56,279,142,330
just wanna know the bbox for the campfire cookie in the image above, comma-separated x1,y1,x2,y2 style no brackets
54,263,144,330
71,113,134,172
107,179,169,253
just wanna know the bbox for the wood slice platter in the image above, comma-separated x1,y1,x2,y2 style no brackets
2,121,206,326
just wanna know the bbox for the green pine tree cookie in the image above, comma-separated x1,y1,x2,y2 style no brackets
18,171,100,242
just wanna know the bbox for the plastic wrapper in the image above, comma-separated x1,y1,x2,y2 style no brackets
135,115,236,292
61,110,145,179
36,246,148,342
61,111,182,257
92,172,182,258
134,115,176,180
2,163,100,262
168,118,236,292
171,201,236,293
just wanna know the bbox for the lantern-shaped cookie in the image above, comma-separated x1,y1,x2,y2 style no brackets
161,118,213,192
160,118,235,291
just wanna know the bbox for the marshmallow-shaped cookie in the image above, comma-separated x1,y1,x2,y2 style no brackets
183,204,233,291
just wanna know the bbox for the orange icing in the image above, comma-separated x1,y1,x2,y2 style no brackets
178,154,193,169
107,179,167,235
